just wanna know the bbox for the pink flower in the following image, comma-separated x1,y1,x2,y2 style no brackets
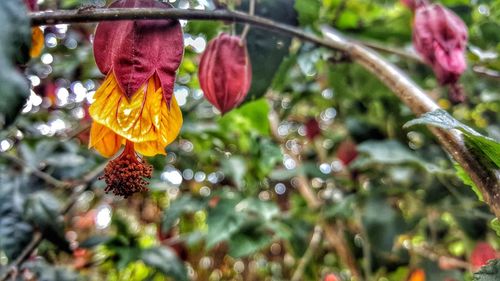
413,4,468,102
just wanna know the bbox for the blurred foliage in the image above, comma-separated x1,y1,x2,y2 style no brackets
0,0,500,281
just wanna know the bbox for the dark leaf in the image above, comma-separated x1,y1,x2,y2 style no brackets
141,247,188,281
162,195,208,232
474,259,500,281
404,109,500,168
0,178,33,260
23,191,70,252
237,0,298,101
0,0,31,128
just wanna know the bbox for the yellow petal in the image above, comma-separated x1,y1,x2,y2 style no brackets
89,73,157,143
89,72,183,157
134,94,183,156
158,93,183,147
30,27,44,58
89,121,123,157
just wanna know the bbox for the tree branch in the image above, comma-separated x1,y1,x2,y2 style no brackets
29,7,499,215
321,26,500,218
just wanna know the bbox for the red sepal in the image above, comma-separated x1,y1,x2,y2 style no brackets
93,0,184,103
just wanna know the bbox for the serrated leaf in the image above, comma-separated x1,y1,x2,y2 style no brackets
0,0,32,128
206,196,245,248
362,196,406,253
355,140,431,169
23,260,83,281
454,163,483,201
490,219,500,238
237,0,298,101
219,98,270,136
141,247,188,281
0,177,33,259
221,156,247,189
23,191,70,252
228,228,273,258
473,259,500,281
162,195,208,232
404,109,500,168
294,0,321,26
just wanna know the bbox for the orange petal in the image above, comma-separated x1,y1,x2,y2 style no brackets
30,27,44,58
134,94,183,156
89,73,158,143
89,122,123,157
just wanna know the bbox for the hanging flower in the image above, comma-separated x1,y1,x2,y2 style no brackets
24,0,44,57
198,33,252,114
412,3,468,102
89,0,184,197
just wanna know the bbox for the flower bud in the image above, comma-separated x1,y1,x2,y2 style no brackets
198,33,252,114
413,4,468,102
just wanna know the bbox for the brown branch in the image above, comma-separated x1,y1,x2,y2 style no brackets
322,26,500,218
269,110,362,279
28,6,499,218
1,153,69,189
291,225,323,281
0,162,106,281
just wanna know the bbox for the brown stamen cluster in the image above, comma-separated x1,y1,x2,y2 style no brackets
100,142,153,198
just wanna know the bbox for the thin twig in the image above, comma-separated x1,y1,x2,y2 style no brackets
291,225,323,281
240,0,255,42
0,162,106,281
0,153,69,189
268,110,362,279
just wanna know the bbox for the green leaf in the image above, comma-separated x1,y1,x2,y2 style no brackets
473,259,500,281
219,98,270,136
23,191,70,252
206,196,245,248
0,177,33,259
162,195,208,232
294,0,321,26
23,260,83,281
228,228,273,258
362,196,406,253
0,0,31,128
355,140,432,169
237,0,298,101
221,156,247,189
490,219,500,238
454,163,483,201
404,109,500,168
141,247,188,281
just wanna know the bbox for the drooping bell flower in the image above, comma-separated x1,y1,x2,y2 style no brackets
198,33,252,114
24,0,44,57
412,4,468,103
89,0,184,197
